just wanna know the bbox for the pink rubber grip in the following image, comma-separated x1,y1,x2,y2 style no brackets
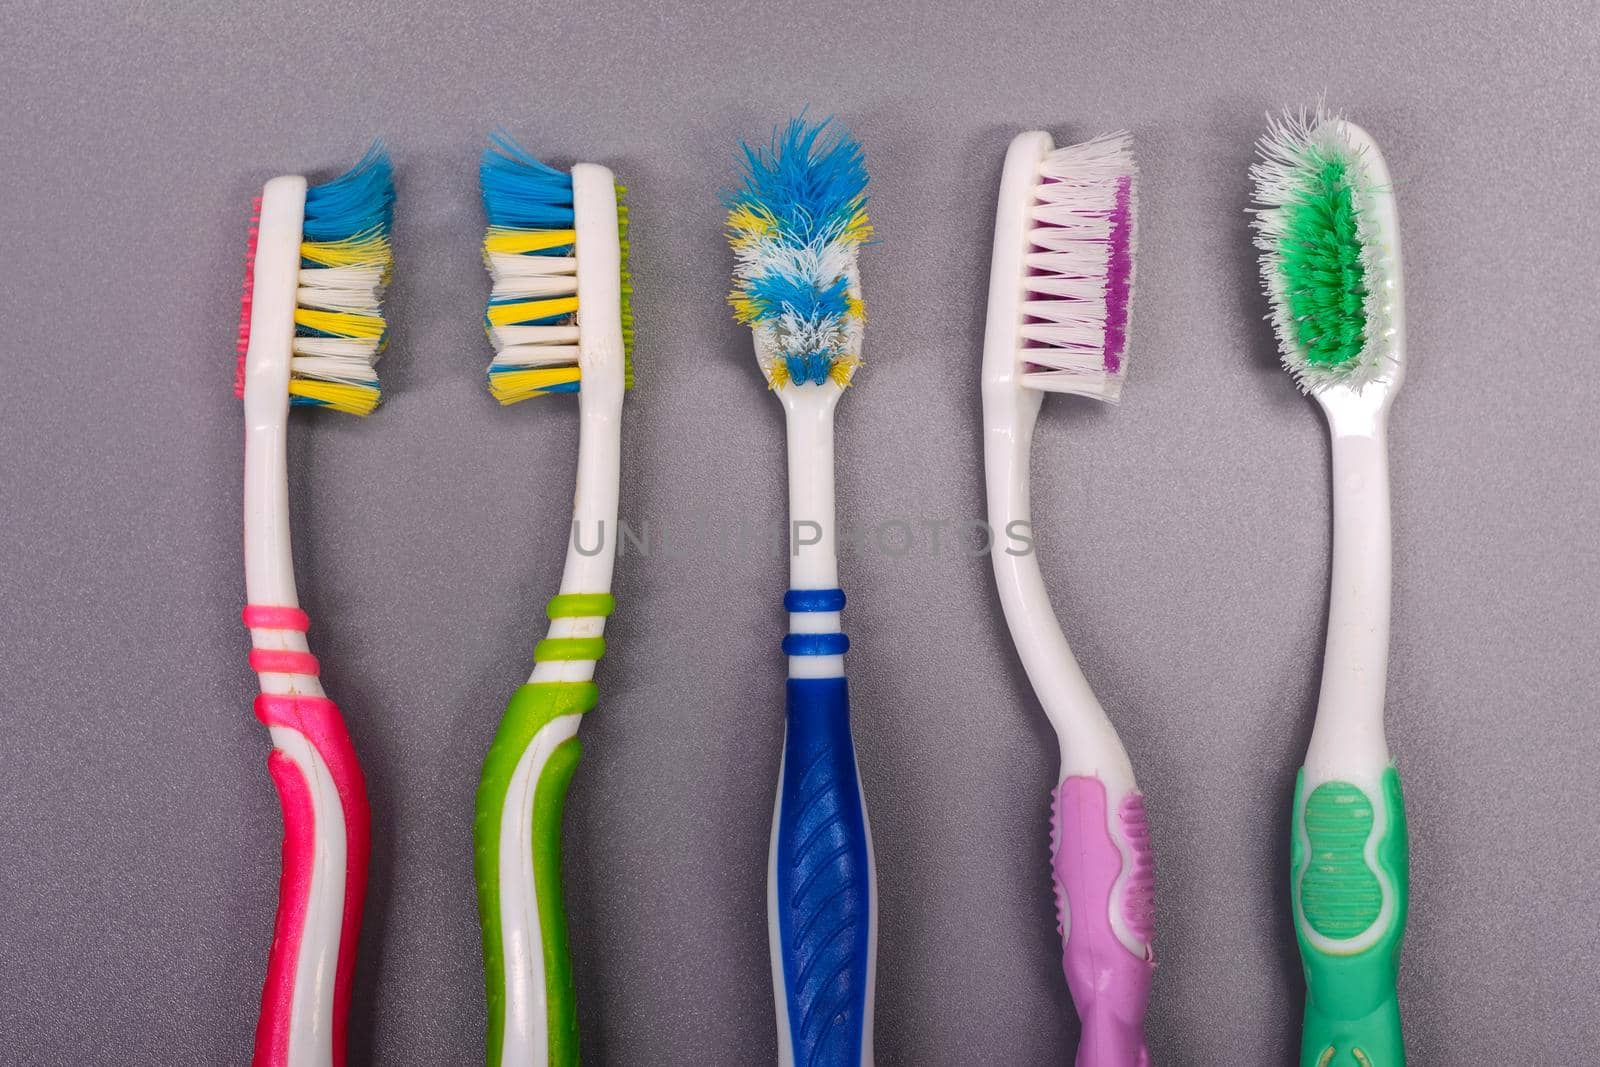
251,694,370,1067
244,605,370,1067
1050,776,1156,1067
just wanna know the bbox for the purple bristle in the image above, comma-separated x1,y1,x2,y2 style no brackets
1101,174,1134,374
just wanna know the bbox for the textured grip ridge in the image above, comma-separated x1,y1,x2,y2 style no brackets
1050,776,1154,1067
772,676,874,1067
1291,767,1409,1067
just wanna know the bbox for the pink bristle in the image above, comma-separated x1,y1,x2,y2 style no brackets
234,195,263,398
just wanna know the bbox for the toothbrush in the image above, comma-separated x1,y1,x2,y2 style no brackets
980,131,1153,1067
471,133,634,1067
235,146,393,1066
725,117,876,1067
1251,109,1409,1067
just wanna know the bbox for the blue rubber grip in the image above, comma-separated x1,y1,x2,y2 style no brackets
773,676,874,1066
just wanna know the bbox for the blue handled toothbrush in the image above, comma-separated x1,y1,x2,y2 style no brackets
725,116,876,1066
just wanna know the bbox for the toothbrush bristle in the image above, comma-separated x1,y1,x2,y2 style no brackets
479,133,634,403
234,196,262,399
285,145,395,416
1018,132,1139,403
1250,107,1388,392
725,117,871,390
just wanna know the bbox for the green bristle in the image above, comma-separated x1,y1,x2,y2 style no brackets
616,181,635,390
1251,110,1388,391
1276,150,1368,370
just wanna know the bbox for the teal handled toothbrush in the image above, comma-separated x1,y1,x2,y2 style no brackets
726,117,877,1067
1250,109,1409,1067
471,132,634,1067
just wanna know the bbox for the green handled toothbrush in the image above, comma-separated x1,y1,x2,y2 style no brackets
471,133,634,1067
1251,109,1410,1067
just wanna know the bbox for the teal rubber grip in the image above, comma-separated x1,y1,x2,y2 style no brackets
1291,766,1409,1067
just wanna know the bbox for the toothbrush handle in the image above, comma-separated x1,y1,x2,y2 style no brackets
1291,767,1409,1067
771,675,876,1066
241,605,371,1067
1050,775,1155,1067
474,680,596,1067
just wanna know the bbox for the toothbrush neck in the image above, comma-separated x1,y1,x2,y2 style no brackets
783,388,840,591
557,379,623,597
1306,414,1393,781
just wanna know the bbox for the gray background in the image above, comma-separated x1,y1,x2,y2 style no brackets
1,0,1596,1063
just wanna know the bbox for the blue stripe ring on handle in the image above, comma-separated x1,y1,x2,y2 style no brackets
784,588,846,613
782,632,849,656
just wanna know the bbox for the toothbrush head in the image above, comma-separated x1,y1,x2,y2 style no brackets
479,132,635,404
984,131,1139,404
725,117,871,390
1250,108,1402,394
235,145,396,415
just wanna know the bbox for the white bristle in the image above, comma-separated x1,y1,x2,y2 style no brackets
487,252,577,277
490,344,582,369
289,356,377,385
1019,132,1138,403
488,252,579,300
293,336,380,361
296,267,386,312
491,324,581,348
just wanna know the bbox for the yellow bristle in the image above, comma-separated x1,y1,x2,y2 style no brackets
726,204,775,248
484,228,577,256
288,379,381,416
486,297,579,327
301,233,392,270
295,307,385,339
842,209,873,245
489,365,582,405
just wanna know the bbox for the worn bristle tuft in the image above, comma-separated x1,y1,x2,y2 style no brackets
725,117,871,389
1250,108,1389,392
234,196,263,398
1017,132,1138,403
287,145,395,415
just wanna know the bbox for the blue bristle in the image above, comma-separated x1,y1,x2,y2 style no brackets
480,131,575,230
726,117,869,246
303,143,395,241
747,272,851,322
539,380,582,394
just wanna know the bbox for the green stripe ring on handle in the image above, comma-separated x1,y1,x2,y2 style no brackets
1291,766,1409,1067
546,592,616,619
535,636,606,662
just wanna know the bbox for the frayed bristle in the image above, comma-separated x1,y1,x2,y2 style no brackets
290,145,394,416
234,196,262,398
480,133,633,404
1250,107,1389,392
1018,132,1138,403
725,116,870,389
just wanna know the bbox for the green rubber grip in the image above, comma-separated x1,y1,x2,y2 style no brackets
474,681,597,1067
1291,766,1409,1067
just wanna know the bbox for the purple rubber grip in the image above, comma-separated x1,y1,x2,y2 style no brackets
1050,776,1155,1067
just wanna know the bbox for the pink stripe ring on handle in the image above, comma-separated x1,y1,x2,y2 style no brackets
249,649,321,676
243,605,311,632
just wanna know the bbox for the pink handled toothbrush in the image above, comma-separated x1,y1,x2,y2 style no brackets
235,146,393,1066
